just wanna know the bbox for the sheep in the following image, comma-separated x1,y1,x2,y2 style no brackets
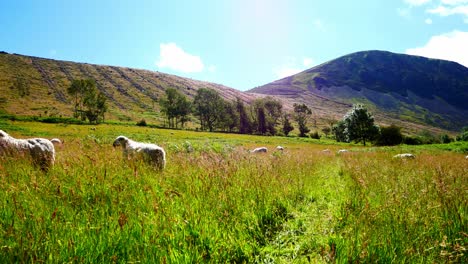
50,138,63,149
250,147,268,153
276,146,284,151
0,130,55,171
393,153,415,159
113,135,166,170
337,149,349,154
466,155,468,159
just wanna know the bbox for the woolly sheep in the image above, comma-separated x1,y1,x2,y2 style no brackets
337,149,349,154
113,135,166,170
251,147,268,153
393,153,415,159
0,130,55,171
276,146,284,151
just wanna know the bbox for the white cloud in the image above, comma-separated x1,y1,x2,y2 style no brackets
405,30,468,67
404,0,432,6
425,18,433,23
425,1,468,21
303,57,314,67
427,4,468,16
441,0,468,5
156,43,204,73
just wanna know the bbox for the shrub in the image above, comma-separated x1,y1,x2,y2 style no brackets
136,119,147,127
375,125,403,146
309,131,320,139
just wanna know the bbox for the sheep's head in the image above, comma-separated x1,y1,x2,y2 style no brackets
113,136,128,148
0,130,9,139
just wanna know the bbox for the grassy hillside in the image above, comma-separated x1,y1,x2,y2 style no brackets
0,52,257,123
0,121,466,262
250,50,468,131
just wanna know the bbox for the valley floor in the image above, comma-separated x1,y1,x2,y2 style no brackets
0,121,466,263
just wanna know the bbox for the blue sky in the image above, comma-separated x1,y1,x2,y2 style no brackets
1,0,467,91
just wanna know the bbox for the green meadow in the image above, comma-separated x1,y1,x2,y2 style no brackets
0,121,466,263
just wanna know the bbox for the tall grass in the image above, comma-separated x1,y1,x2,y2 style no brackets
333,152,467,263
0,121,466,262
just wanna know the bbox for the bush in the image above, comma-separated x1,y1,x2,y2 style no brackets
403,136,423,145
136,119,147,127
375,125,403,146
309,131,320,139
440,134,453,144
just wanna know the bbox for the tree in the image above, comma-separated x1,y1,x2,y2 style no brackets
236,98,252,134
67,79,107,123
218,101,239,132
332,120,348,142
282,114,294,136
193,88,225,132
375,125,403,146
159,88,192,128
342,104,380,146
251,97,283,135
293,103,312,137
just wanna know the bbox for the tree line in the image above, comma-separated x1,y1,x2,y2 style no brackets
159,87,315,137
67,79,464,146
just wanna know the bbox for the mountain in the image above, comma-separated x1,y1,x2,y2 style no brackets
1,50,466,134
250,50,468,132
0,52,257,122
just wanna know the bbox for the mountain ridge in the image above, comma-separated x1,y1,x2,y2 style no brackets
249,50,468,131
0,50,466,134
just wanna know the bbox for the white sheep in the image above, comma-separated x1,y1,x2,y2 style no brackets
393,153,415,159
250,147,268,153
465,155,468,159
276,146,284,151
113,135,166,170
0,130,55,171
50,138,63,149
337,149,349,154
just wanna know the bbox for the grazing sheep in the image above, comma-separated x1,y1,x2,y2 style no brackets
466,155,468,159
50,138,63,148
251,147,268,153
113,136,166,170
276,146,284,151
337,149,349,154
0,130,55,171
393,153,415,159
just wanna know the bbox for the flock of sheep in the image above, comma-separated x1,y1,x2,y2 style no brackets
1,129,466,172
0,130,167,171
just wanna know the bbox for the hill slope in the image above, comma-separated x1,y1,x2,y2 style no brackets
250,50,468,131
0,52,257,122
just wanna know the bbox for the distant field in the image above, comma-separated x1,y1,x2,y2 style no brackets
0,121,466,263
